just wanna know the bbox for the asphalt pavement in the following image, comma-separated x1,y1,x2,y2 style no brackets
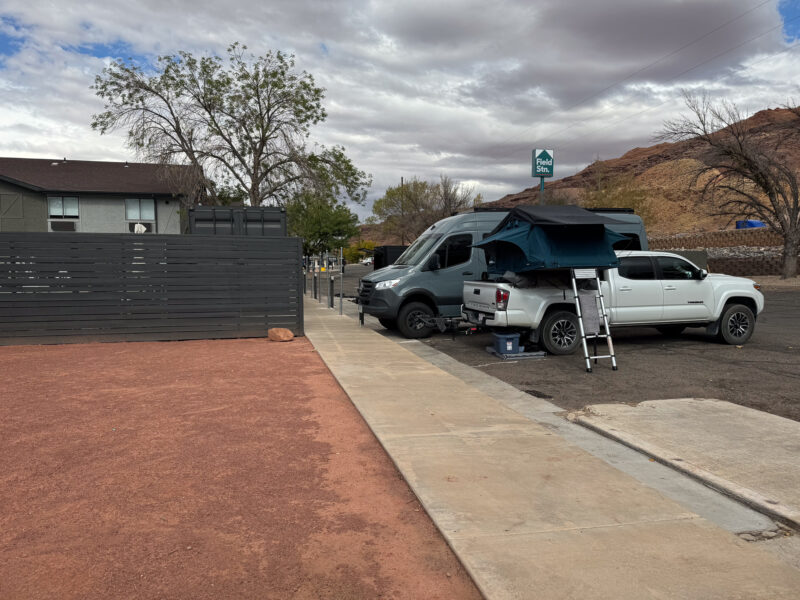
421,288,800,422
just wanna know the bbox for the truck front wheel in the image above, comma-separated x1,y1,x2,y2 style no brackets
540,311,580,355
397,302,435,339
718,304,755,345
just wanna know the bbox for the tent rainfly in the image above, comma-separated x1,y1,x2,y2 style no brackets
474,205,629,275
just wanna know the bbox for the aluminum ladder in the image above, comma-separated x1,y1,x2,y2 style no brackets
571,268,618,373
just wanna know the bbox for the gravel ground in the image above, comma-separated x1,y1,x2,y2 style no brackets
421,289,800,422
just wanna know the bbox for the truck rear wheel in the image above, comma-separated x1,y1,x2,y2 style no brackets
718,304,755,345
397,302,435,339
540,311,580,355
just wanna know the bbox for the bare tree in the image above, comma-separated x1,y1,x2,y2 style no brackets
432,175,482,219
659,92,799,278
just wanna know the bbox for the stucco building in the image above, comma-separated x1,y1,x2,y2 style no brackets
0,157,192,234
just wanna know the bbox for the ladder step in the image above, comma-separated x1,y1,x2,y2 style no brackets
590,355,613,359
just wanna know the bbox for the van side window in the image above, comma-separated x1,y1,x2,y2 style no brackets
618,256,655,280
433,234,473,269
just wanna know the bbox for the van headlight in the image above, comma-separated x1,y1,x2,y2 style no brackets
375,279,401,290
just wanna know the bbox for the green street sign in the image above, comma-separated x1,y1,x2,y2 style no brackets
532,149,554,178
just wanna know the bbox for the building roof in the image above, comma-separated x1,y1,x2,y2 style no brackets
0,157,192,195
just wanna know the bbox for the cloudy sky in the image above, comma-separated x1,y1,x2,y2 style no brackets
1,0,800,219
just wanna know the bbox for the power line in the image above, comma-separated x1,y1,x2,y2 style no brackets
552,24,800,154
485,0,779,159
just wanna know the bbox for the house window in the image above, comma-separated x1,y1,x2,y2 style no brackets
125,198,156,233
48,196,79,218
125,198,156,221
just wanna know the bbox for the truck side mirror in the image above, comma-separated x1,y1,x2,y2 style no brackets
699,269,708,280
426,254,441,271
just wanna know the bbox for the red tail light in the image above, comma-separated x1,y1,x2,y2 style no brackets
496,289,510,310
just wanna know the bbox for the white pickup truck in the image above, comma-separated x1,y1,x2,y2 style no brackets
461,251,764,355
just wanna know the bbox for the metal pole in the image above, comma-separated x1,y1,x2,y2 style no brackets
325,252,330,307
539,176,545,203
316,257,321,303
339,247,343,315
313,268,317,299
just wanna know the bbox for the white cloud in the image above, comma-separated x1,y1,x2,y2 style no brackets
0,0,796,219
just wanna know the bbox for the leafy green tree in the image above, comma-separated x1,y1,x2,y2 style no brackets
343,240,376,263
92,43,370,208
371,175,480,243
287,192,359,255
371,178,437,244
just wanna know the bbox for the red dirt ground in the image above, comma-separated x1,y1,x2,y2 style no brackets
0,338,482,600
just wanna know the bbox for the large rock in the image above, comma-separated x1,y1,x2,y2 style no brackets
268,328,294,342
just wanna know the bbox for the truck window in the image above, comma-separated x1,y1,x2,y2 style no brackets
618,256,655,280
656,256,701,280
433,234,473,268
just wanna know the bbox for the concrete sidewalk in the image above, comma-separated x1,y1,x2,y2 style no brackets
304,299,800,599
571,398,800,530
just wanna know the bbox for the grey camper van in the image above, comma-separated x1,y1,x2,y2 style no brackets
356,207,647,338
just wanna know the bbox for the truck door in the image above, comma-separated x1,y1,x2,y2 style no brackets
425,233,475,315
611,256,663,323
655,256,714,321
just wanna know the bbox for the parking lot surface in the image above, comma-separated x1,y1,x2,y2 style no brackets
421,288,800,422
336,264,799,421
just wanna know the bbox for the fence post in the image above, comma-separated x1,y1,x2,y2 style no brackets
313,257,318,300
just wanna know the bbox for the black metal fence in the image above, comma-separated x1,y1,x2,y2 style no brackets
0,232,303,345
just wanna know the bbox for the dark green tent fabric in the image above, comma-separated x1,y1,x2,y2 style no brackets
475,206,628,273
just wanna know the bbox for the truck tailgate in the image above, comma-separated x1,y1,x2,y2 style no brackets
463,281,502,312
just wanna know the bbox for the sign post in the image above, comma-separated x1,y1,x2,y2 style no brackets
532,149,554,202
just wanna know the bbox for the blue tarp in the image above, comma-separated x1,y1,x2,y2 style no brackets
475,206,628,274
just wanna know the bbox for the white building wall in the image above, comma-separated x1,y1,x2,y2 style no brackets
77,196,181,234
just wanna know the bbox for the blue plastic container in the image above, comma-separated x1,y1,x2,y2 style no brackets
735,220,765,229
493,332,520,355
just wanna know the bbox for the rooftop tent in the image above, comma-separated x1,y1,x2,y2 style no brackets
475,205,629,274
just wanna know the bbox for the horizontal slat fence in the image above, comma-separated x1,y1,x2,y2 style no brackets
0,232,303,345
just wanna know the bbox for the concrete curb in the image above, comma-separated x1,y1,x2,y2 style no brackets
569,414,800,531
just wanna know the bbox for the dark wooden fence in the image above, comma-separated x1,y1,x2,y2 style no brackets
0,232,303,345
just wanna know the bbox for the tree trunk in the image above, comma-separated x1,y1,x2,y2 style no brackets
781,230,799,279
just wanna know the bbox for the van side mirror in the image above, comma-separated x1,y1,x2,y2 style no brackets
699,269,708,280
426,254,441,271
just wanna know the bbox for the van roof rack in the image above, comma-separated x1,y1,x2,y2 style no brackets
586,207,635,214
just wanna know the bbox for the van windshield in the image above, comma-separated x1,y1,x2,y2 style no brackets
394,234,442,266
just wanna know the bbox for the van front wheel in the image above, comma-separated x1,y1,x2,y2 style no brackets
397,302,435,339
378,318,397,330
